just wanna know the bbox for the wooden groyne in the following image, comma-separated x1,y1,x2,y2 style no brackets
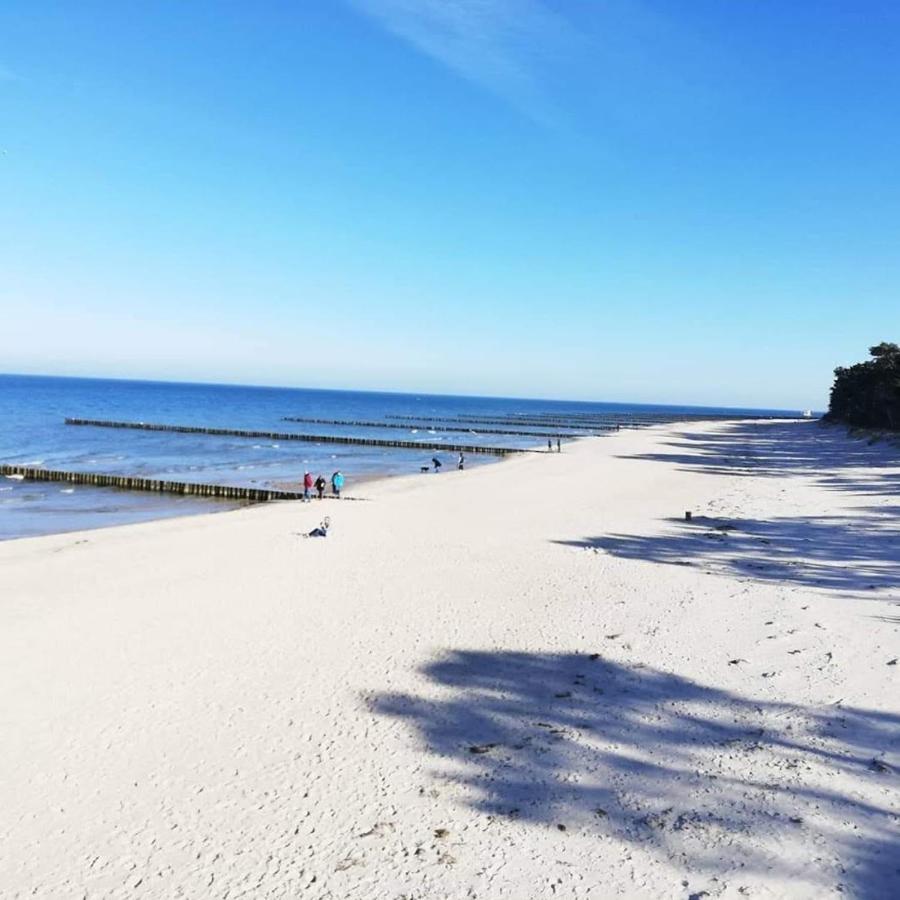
0,464,303,501
390,412,802,428
455,417,634,429
445,415,655,428
388,412,798,429
281,416,569,440
64,418,527,456
386,415,615,431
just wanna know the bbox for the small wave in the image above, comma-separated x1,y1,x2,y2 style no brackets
4,474,25,481
60,488,75,494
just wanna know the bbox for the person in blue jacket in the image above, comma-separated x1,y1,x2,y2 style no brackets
331,470,344,498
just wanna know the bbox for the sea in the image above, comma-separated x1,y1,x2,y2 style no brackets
0,374,802,541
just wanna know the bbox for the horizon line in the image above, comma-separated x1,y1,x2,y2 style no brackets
0,370,813,415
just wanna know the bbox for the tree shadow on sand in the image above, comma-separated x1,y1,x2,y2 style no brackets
372,650,899,897
554,510,900,596
622,422,900,499
591,421,900,598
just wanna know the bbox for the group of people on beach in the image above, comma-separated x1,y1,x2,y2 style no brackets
302,470,343,501
302,451,467,500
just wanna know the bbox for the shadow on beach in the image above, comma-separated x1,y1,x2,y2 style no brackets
554,511,900,595
371,425,900,894
371,650,900,897
621,422,900,497
572,421,900,597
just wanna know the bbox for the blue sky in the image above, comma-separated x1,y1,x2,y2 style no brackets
1,1,897,408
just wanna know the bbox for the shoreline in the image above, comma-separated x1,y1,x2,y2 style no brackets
0,437,549,545
1,419,897,898
0,419,758,545
0,436,549,545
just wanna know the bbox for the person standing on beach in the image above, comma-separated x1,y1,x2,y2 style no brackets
548,438,553,452
458,452,465,470
557,437,561,453
331,470,344,497
315,475,326,499
432,456,442,472
303,471,313,502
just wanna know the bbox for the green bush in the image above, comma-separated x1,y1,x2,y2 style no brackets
826,343,900,430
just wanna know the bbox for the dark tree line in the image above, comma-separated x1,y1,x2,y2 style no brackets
826,342,900,430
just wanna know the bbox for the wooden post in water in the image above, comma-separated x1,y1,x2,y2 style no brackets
0,464,307,502
63,417,528,456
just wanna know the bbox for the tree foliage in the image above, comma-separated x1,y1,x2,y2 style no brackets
827,342,900,430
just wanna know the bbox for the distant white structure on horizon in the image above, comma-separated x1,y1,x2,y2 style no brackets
803,409,813,418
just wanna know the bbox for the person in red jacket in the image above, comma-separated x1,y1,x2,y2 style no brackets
303,471,313,502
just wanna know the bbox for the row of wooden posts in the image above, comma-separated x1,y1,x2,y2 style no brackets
3,412,572,506
385,415,621,431
451,413,800,426
388,412,800,428
0,464,304,501
63,418,528,456
281,415,567,440
6,416,544,504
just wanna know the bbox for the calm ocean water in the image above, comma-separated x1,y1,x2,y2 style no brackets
0,374,800,540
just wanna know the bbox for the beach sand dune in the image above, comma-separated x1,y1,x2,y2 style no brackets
1,421,898,898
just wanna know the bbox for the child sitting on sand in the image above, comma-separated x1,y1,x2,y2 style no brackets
304,516,330,538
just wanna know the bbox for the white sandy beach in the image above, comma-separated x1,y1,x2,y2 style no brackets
1,421,898,899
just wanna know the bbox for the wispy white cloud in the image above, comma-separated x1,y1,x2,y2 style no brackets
348,1,727,137
349,0,578,124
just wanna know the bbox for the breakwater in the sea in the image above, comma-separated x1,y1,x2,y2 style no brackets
2,374,806,540
0,464,304,501
64,418,529,456
385,415,622,430
281,415,570,439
